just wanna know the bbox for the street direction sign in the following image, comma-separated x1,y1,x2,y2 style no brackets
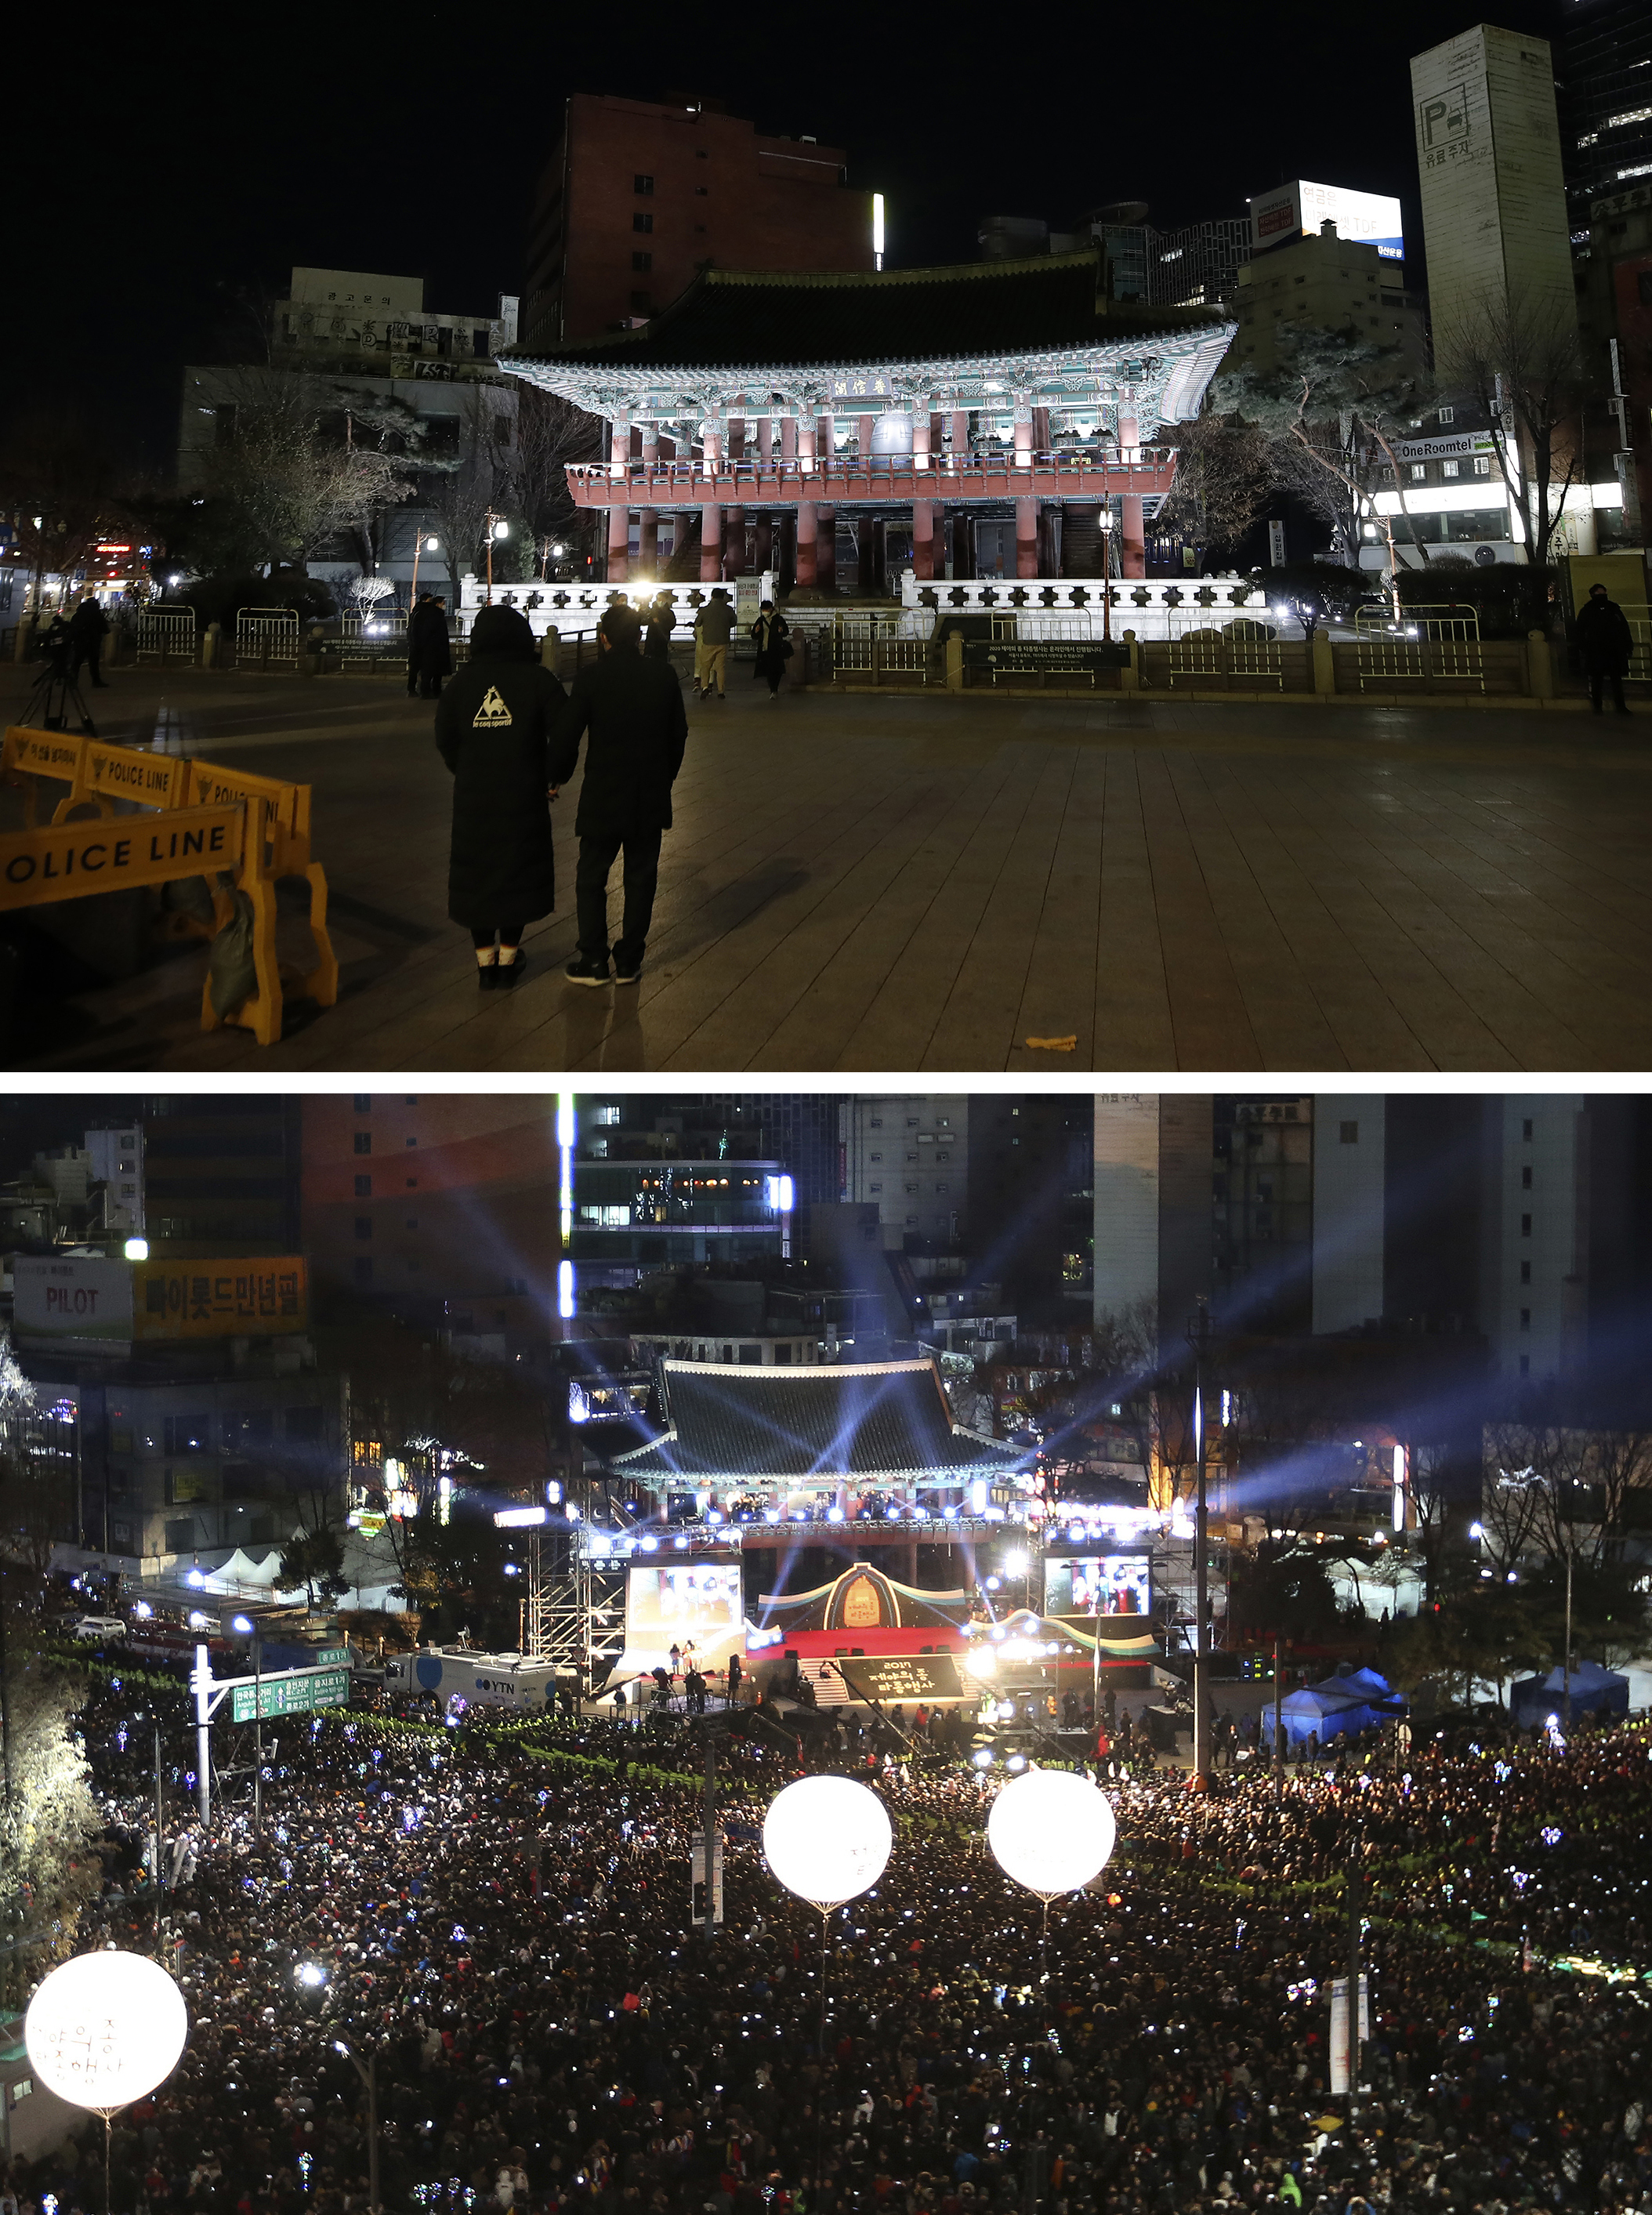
230,1667,350,1722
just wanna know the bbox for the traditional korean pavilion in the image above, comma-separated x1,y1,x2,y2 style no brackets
610,1356,1023,1507
505,250,1234,588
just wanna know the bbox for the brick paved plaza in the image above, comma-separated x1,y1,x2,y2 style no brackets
5,664,1650,1073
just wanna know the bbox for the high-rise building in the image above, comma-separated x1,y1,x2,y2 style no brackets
300,1094,561,1338
1410,24,1576,373
965,1094,1095,1312
521,95,875,349
699,1093,846,1207
1558,0,1652,226
1093,1092,1652,1401
1092,1095,1214,1342
845,1096,969,1249
142,1096,303,1256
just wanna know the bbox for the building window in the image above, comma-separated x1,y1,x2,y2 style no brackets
354,1174,371,1197
406,1136,418,1147
1339,1120,1359,1144
1473,455,1491,475
1521,1213,1532,1236
355,1216,372,1240
1410,463,1426,481
353,1094,371,1111
1438,406,1455,424
1522,1118,1534,1140
1441,459,1459,478
632,251,652,271
163,1415,209,1455
1521,1166,1533,1188
1520,1308,1531,1329
634,173,654,194
630,292,651,313
286,1406,324,1440
405,1218,418,1231
353,1131,371,1155
633,212,653,234
165,1517,195,1553
1520,1260,1531,1283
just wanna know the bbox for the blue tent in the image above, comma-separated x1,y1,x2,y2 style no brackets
1510,1661,1628,1729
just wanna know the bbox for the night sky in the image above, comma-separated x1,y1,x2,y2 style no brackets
16,0,1563,469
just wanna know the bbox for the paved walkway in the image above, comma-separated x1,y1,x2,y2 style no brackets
6,665,1652,1072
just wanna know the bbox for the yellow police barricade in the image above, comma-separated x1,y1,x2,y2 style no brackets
183,756,339,1045
2,726,339,1049
3,726,191,824
0,803,246,912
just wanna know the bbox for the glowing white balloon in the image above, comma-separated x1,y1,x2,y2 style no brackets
25,1949,190,2113
987,1767,1118,1901
763,1775,893,1910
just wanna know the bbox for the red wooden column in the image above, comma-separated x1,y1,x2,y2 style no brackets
1015,495,1038,578
699,504,722,582
795,501,818,587
912,498,936,579
723,506,745,580
1118,411,1147,578
817,505,837,593
857,412,874,458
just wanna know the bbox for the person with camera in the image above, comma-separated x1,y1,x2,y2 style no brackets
67,591,110,687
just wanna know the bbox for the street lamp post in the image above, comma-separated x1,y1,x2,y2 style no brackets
484,511,510,604
334,2040,380,2215
1186,1300,1213,1786
410,526,441,604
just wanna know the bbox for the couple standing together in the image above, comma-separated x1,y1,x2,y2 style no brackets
434,601,687,990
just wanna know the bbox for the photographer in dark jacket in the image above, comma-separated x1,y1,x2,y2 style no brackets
434,604,567,989
550,601,687,987
67,593,111,688
1575,580,1635,716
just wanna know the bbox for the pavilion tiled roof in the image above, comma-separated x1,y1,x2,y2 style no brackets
509,252,1224,372
611,1359,1023,1481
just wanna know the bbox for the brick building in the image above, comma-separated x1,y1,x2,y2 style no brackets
523,94,875,348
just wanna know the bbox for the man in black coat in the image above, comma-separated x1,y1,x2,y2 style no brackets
1575,581,1635,715
407,592,454,698
434,604,567,989
67,593,111,687
550,601,687,986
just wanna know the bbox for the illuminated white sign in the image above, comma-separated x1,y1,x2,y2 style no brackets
1250,179,1404,261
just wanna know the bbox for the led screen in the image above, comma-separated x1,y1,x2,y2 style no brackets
1044,1554,1151,1617
625,1563,744,1663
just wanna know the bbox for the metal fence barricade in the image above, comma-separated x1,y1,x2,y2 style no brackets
136,608,198,665
1355,607,1484,691
235,607,300,670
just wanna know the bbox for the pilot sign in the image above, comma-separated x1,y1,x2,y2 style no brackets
831,372,891,400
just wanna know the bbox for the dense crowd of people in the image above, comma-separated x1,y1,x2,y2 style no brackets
8,1676,1651,2215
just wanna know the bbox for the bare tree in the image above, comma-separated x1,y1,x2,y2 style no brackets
1436,284,1585,570
198,372,415,573
510,386,603,568
1155,413,1277,557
